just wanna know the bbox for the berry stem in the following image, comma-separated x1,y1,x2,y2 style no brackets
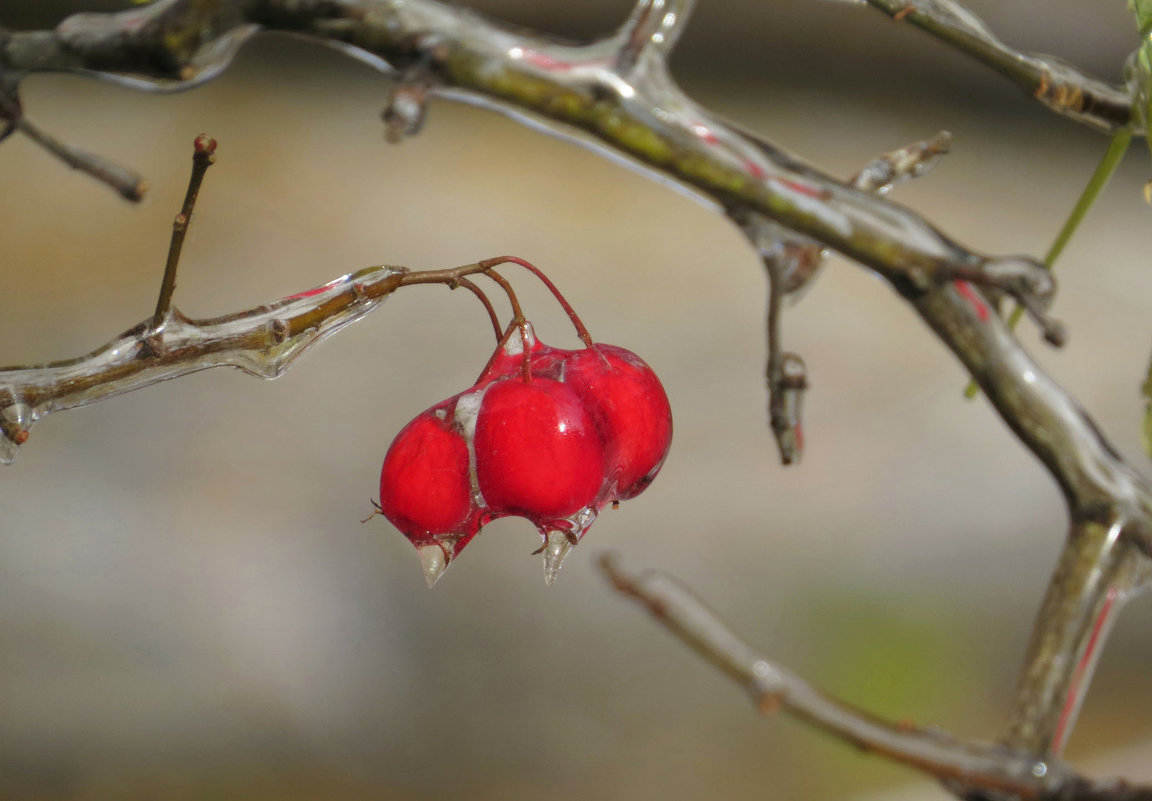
482,269,532,382
453,277,502,341
480,256,595,348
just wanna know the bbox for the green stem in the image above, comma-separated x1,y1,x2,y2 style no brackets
964,129,1133,399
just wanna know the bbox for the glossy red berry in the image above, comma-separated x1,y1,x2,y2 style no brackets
379,409,473,543
474,377,605,520
564,345,672,499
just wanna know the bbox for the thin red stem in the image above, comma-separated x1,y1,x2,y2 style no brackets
480,256,595,348
454,277,502,341
482,270,532,382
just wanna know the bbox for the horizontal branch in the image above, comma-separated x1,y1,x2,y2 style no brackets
0,266,400,463
862,0,1134,134
0,257,531,464
0,0,1062,290
598,554,1152,801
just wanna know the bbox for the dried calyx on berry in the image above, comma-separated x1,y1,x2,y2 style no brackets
372,258,672,587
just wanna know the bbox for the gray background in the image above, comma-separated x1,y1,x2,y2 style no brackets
1,2,1150,799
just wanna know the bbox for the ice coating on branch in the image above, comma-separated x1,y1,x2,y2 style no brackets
0,402,33,464
851,131,951,195
0,265,405,464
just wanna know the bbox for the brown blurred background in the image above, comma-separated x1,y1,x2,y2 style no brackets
1,2,1151,799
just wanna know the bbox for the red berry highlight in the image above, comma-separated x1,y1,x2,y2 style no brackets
379,410,473,542
564,345,673,499
475,377,605,520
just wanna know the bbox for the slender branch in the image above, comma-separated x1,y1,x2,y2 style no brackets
965,130,1135,398
0,0,1062,304
10,114,147,201
1001,522,1152,756
755,131,951,464
763,253,795,464
598,554,1152,801
862,0,1134,134
0,49,146,200
152,134,217,328
0,254,545,463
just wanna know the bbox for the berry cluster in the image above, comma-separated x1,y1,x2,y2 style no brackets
374,259,672,587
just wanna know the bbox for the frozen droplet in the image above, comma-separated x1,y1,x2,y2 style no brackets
382,76,431,143
0,434,20,465
541,530,575,586
0,402,34,465
417,543,450,588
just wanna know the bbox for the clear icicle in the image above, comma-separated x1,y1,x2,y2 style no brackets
417,543,450,588
541,530,576,586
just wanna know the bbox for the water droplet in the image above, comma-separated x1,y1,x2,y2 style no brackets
418,543,450,588
541,530,575,586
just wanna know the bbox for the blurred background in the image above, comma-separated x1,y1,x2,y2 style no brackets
1,1,1151,799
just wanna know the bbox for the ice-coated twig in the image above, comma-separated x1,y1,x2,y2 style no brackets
861,0,1134,134
614,0,694,72
4,113,146,201
0,265,401,462
851,130,952,195
0,252,544,464
754,131,951,465
0,47,146,200
598,554,1152,801
0,0,1066,305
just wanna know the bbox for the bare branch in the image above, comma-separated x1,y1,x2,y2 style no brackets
756,131,952,465
862,0,1134,134
0,0,1059,304
1001,523,1152,756
851,130,952,195
614,0,696,72
7,115,147,200
152,134,217,328
0,255,537,464
598,554,1152,801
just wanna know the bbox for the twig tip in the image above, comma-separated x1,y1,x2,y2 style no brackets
193,134,218,155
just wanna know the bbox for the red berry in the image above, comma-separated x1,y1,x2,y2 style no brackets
379,409,473,542
474,377,605,520
564,345,672,499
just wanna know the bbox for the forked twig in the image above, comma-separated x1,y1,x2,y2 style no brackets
598,554,1152,801
861,0,1133,133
